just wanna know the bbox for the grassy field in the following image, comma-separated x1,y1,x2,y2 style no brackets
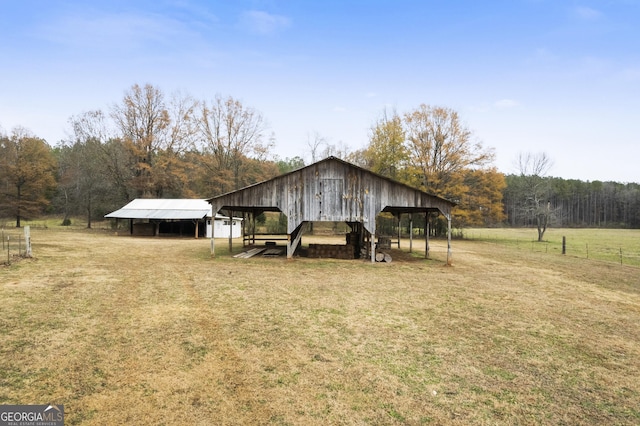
1,224,640,425
464,227,640,267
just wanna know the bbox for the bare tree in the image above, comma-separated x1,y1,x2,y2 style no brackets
198,95,272,191
321,140,351,160
57,111,120,227
111,83,198,197
515,152,554,241
306,131,327,163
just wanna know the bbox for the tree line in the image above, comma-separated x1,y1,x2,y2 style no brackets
1,83,638,231
505,175,640,229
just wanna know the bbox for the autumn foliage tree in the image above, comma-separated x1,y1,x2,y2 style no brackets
362,105,504,229
0,128,57,227
403,105,494,198
457,168,506,226
363,109,408,182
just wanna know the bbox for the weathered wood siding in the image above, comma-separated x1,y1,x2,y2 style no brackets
210,157,453,234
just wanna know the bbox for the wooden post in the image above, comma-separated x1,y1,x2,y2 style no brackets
370,233,375,263
228,211,233,254
241,212,246,247
446,214,452,266
194,220,199,239
24,226,32,258
409,215,413,253
210,209,216,257
252,212,257,245
562,236,566,255
425,212,430,259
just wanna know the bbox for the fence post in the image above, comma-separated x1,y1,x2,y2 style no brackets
562,236,566,255
24,226,32,258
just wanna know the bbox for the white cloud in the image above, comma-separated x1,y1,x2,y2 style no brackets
573,6,602,21
40,12,193,49
494,99,520,109
239,10,290,35
619,67,640,81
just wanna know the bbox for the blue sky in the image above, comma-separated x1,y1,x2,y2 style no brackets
1,0,639,182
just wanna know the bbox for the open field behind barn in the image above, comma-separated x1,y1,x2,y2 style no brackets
1,225,640,425
463,227,640,267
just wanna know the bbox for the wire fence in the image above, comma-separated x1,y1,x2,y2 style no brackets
1,227,32,264
461,228,640,267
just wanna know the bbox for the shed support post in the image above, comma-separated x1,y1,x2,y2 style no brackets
425,213,430,259
370,231,375,263
210,213,216,257
446,214,452,266
252,212,257,245
241,213,245,246
409,215,413,253
228,210,233,254
195,220,199,239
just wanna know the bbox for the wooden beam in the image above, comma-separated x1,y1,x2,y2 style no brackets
287,222,306,259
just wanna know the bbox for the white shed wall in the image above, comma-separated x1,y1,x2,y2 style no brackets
208,217,242,238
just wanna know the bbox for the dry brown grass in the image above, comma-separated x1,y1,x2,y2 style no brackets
1,227,640,425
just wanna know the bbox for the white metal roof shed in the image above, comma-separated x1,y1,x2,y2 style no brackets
105,199,212,220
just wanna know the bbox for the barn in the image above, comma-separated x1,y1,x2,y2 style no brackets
207,156,456,263
105,199,242,238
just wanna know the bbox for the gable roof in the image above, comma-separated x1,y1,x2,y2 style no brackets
208,156,455,235
105,199,212,220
